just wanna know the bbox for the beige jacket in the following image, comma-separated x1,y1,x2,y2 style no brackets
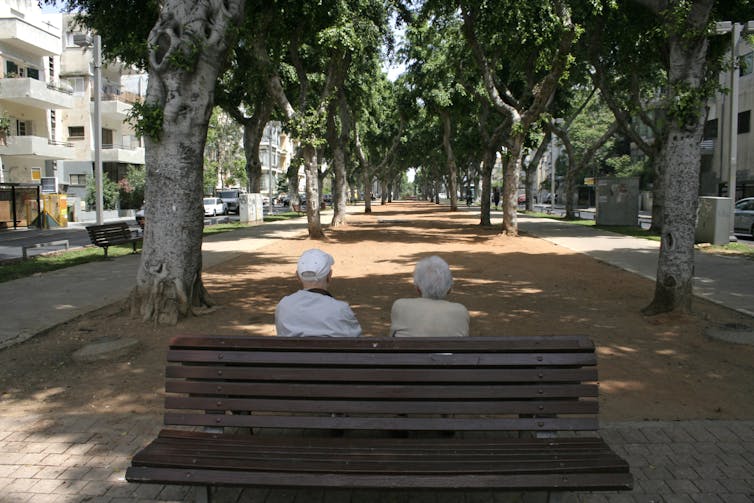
390,297,469,337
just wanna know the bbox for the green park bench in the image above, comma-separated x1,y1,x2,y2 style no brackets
126,335,632,502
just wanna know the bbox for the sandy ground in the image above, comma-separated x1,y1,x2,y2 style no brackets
2,201,753,424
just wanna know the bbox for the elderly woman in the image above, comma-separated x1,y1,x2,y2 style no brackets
390,255,469,337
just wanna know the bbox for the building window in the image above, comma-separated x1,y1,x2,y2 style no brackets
738,110,751,135
68,126,85,139
70,77,85,95
5,60,18,77
703,119,718,139
70,174,87,185
740,52,753,77
27,68,39,80
50,111,56,139
16,120,33,136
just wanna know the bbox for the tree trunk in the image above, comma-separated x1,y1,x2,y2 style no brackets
649,151,665,232
643,0,713,315
643,125,703,314
479,146,495,226
329,93,350,226
243,100,272,193
502,139,523,236
440,111,459,211
286,153,301,209
363,170,373,213
131,0,243,325
303,145,324,238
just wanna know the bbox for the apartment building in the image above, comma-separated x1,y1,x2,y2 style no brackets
0,0,74,188
259,121,297,199
701,38,754,201
0,3,145,225
58,14,145,210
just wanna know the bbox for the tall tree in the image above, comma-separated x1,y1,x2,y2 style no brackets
632,0,715,314
547,88,618,219
61,0,243,324
459,0,577,236
404,14,470,211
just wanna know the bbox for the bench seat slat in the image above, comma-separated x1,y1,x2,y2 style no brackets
133,444,628,474
131,432,629,476
163,413,599,431
126,466,632,491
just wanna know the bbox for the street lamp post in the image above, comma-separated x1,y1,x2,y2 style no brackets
93,35,103,225
268,125,274,212
75,33,103,225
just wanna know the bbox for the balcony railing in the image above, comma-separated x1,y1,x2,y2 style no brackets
102,143,140,151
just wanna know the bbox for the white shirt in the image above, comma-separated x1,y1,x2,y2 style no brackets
390,297,469,338
275,289,362,337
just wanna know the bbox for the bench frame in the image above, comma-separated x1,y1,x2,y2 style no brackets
85,222,141,257
126,335,632,502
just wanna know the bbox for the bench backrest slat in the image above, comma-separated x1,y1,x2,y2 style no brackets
164,412,599,432
165,366,598,383
164,335,600,434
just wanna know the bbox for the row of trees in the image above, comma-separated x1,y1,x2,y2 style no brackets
52,0,752,324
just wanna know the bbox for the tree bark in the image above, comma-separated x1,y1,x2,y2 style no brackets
241,100,272,193
131,0,243,325
501,139,523,236
329,92,350,226
354,126,373,213
303,145,324,239
479,147,495,226
440,111,459,211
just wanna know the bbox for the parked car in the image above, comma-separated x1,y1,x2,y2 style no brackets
734,197,754,236
217,189,242,214
517,193,526,204
203,197,227,216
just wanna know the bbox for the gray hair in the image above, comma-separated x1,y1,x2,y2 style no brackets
413,256,453,300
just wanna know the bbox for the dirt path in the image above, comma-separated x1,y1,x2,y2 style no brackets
2,201,753,423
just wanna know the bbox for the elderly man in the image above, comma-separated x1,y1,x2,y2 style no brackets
390,255,469,337
275,248,362,337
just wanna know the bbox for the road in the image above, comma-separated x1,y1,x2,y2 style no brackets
0,213,239,262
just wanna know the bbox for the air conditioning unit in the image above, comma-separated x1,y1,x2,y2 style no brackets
72,33,92,47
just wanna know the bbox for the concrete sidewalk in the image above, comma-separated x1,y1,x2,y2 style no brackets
517,215,754,319
0,216,311,349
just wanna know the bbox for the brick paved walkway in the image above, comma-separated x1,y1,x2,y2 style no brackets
1,411,752,502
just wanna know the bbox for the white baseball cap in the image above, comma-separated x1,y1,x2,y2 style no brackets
297,249,334,281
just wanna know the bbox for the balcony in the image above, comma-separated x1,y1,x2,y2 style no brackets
0,16,61,56
100,144,145,165
0,135,76,160
0,77,74,109
96,96,134,122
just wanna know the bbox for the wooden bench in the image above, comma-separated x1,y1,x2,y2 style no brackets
85,222,142,257
126,335,632,502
